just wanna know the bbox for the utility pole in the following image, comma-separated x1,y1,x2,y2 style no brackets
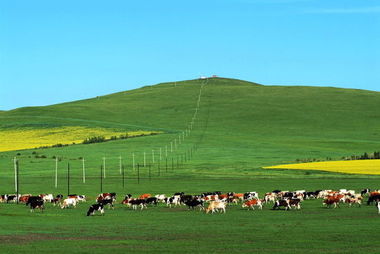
82,157,85,184
103,157,106,178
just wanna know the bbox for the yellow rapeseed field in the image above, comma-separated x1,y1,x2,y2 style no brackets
264,160,380,175
0,126,158,152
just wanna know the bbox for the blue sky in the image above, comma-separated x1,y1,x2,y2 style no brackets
1,0,379,110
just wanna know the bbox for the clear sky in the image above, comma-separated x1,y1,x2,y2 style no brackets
1,0,379,110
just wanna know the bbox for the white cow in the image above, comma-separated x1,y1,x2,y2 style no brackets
61,198,77,209
205,201,226,214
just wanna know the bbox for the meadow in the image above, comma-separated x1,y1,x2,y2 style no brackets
1,78,380,253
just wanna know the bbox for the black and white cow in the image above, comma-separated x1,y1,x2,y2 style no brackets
99,199,114,209
87,203,105,216
26,196,44,212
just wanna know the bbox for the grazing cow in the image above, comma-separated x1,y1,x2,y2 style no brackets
361,189,370,196
205,201,226,214
6,195,17,203
272,199,291,210
139,193,151,199
264,193,277,203
61,198,77,209
19,194,32,203
129,199,147,210
180,195,194,204
87,204,105,216
288,199,301,210
155,194,166,202
39,194,54,203
244,192,259,200
233,193,244,202
26,196,44,212
28,199,44,213
345,197,362,207
165,196,181,207
99,199,114,209
184,199,204,210
146,197,158,206
367,194,380,205
323,197,341,208
52,194,63,206
242,199,263,210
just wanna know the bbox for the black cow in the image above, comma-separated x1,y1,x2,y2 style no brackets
272,190,282,194
100,199,114,209
184,199,204,210
87,203,104,216
367,194,380,205
124,194,132,199
180,195,194,204
282,192,294,199
26,196,44,212
146,197,158,206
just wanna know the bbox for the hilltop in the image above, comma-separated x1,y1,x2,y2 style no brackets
0,77,379,174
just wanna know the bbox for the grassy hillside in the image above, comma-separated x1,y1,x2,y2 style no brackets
0,77,379,177
1,78,380,253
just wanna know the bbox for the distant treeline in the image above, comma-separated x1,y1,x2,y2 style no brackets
82,132,157,144
294,151,380,164
342,151,380,160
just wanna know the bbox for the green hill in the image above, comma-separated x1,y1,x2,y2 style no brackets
0,77,379,176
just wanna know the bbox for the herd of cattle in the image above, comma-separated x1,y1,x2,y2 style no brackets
1,188,380,216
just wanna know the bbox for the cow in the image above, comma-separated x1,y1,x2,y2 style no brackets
28,199,44,213
19,194,32,203
6,194,18,203
361,189,370,196
39,194,54,203
99,199,114,209
377,201,380,214
242,199,263,210
367,194,380,205
288,199,301,210
244,192,259,200
146,197,158,206
205,201,226,214
180,195,194,204
184,199,204,210
272,199,291,210
165,196,181,207
26,196,44,212
323,197,341,208
139,193,151,199
52,194,63,206
129,199,147,210
155,194,166,202
87,203,105,216
174,192,185,196
264,193,277,203
97,193,116,201
61,198,77,209
233,193,244,202
345,197,362,207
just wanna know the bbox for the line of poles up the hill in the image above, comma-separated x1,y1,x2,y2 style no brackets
10,78,211,195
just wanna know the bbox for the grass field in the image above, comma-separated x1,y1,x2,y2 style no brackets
1,77,380,253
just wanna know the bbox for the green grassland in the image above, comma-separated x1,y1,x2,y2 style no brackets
1,77,380,253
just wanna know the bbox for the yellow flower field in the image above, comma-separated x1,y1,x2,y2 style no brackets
0,126,158,152
264,160,380,175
